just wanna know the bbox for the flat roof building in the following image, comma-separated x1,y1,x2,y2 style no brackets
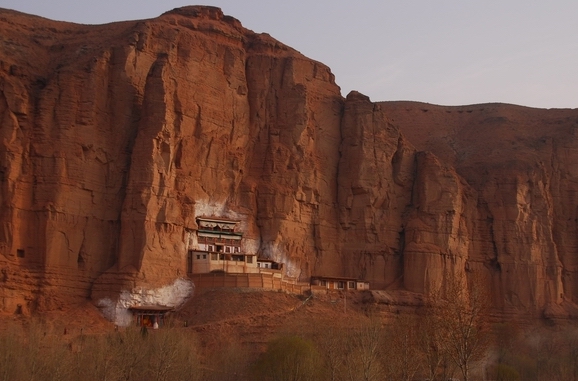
310,276,370,291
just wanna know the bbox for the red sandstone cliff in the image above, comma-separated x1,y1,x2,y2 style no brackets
1,6,577,320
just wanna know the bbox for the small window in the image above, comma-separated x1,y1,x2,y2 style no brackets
196,255,200,260
211,253,218,261
234,246,240,253
320,280,327,287
225,246,230,253
337,281,345,289
348,281,355,289
257,262,261,268
247,256,253,263
219,254,225,260
16,249,24,258
208,245,214,252
202,254,206,259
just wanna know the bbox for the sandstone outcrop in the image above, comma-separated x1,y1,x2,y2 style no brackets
379,102,578,318
1,6,578,320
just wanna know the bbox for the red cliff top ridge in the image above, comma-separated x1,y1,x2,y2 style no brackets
1,6,578,324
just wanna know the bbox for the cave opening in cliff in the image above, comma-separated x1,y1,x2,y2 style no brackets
16,249,24,258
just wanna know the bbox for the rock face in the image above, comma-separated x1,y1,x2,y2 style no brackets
378,102,578,318
1,6,578,319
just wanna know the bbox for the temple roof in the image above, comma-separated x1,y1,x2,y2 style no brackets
197,216,240,223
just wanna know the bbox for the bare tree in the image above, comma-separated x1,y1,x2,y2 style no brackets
203,324,250,381
148,328,201,381
315,326,347,381
566,330,578,381
384,316,423,381
205,341,250,381
343,315,384,381
418,307,452,381
0,323,24,381
431,272,490,381
253,335,323,381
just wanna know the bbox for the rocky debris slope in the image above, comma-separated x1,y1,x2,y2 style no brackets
1,6,578,320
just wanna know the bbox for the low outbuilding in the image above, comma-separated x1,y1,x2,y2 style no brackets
310,276,370,291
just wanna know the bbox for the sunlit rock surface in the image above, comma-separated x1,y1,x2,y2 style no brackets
1,6,578,320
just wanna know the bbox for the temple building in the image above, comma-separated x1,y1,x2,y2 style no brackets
185,216,368,296
187,217,273,275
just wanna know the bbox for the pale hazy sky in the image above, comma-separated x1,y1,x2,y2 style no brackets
2,0,577,109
